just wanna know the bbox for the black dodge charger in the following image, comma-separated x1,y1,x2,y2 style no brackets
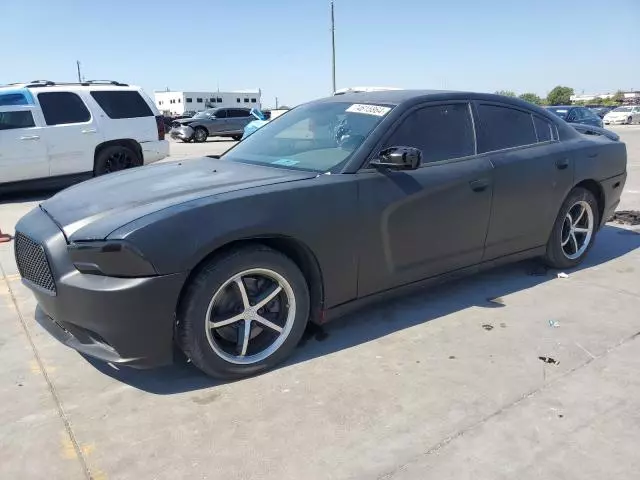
15,90,627,379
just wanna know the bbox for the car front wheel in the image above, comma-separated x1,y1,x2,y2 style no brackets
543,187,599,269
194,127,208,143
178,246,310,379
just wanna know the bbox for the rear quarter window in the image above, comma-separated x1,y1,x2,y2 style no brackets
0,110,35,130
90,90,153,119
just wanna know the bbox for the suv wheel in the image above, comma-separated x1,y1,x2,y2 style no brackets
178,246,310,379
94,145,141,176
232,135,242,141
543,187,599,269
194,127,208,143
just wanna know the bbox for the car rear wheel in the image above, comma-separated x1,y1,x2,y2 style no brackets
628,117,633,125
543,187,599,269
194,127,208,143
178,246,310,379
232,135,242,141
94,145,141,176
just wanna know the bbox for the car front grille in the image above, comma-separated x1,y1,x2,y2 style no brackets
14,232,56,294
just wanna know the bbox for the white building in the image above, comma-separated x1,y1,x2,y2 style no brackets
154,90,261,115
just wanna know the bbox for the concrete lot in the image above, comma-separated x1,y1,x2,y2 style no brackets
1,128,639,480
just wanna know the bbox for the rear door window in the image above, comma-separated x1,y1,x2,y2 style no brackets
532,116,553,142
37,92,91,125
0,110,36,130
384,103,475,164
90,90,153,119
229,109,251,118
476,104,537,152
215,109,228,118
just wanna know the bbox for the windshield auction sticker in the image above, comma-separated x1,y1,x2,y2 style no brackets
346,104,392,116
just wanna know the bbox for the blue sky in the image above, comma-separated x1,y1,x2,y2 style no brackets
2,0,639,107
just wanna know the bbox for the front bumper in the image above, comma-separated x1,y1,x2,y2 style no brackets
604,118,628,125
170,125,194,140
141,139,169,165
15,207,188,368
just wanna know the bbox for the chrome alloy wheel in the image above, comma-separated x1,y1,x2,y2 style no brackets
560,200,594,260
204,268,296,365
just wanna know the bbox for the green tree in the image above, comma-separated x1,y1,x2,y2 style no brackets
518,92,542,105
546,86,574,105
612,90,625,103
590,96,601,105
495,90,516,97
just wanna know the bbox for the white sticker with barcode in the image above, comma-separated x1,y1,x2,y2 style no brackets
346,104,391,116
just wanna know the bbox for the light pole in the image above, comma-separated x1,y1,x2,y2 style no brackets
331,1,336,93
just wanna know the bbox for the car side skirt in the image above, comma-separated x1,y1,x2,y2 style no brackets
322,245,546,323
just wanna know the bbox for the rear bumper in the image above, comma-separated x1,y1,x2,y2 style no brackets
601,172,627,227
15,207,187,368
141,139,169,165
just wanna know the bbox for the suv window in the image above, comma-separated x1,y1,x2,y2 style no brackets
215,109,228,118
229,109,250,118
0,110,35,130
90,91,153,119
477,104,536,152
37,92,90,125
0,93,29,106
533,116,553,142
384,103,475,164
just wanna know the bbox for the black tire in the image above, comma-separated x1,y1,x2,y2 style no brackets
178,246,310,379
232,134,242,141
193,127,208,143
94,145,141,176
628,117,633,125
543,187,600,269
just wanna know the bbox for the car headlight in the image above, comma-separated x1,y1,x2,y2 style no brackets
67,241,157,277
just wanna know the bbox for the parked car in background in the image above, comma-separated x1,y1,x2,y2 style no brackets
603,105,640,125
170,107,253,142
545,105,603,128
174,110,196,120
0,80,168,192
242,108,271,139
589,106,616,118
15,90,626,379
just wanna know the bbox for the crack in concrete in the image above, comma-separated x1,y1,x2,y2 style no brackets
0,262,93,480
377,329,640,480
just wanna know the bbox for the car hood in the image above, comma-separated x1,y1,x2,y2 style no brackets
40,157,316,241
605,112,630,118
173,118,198,126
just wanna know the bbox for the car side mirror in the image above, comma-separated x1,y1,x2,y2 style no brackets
370,146,422,171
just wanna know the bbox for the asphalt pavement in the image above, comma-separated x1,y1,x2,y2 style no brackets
1,128,639,480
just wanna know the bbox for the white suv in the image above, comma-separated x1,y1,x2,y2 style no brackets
0,80,169,192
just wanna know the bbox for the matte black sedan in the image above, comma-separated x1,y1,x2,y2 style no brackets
546,105,604,128
15,90,627,379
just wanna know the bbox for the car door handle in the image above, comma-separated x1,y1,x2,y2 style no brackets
469,179,490,192
20,135,40,141
555,158,569,170
81,128,97,134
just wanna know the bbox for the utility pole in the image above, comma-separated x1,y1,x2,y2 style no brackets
275,96,279,109
76,61,82,82
331,1,336,93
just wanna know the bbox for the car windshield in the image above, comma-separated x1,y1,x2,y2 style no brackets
223,101,394,172
613,107,632,112
546,107,569,119
193,109,217,118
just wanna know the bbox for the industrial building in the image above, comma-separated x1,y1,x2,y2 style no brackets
154,89,261,115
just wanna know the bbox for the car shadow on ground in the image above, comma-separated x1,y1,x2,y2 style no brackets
0,188,61,205
84,224,640,394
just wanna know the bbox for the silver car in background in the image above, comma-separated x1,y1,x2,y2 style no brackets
170,107,254,142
